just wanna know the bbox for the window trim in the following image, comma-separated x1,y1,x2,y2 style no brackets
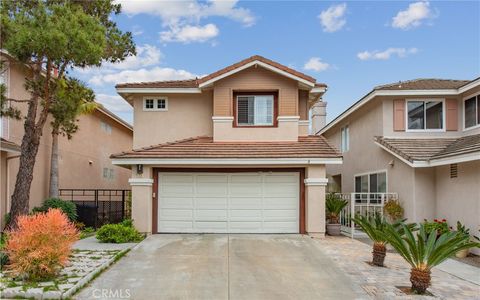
0,63,10,139
233,91,278,128
405,98,446,132
462,92,480,131
143,96,168,112
353,169,388,193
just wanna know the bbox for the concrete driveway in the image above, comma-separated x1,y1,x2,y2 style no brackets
75,234,362,300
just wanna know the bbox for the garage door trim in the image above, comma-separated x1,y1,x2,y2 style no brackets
152,168,305,234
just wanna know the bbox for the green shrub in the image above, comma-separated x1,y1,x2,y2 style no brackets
79,227,95,239
32,198,77,222
423,219,451,236
383,199,404,221
120,219,133,227
96,223,143,243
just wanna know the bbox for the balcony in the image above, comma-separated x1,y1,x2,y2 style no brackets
338,192,399,238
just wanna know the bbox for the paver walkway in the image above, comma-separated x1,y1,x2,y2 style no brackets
73,236,137,251
313,236,480,299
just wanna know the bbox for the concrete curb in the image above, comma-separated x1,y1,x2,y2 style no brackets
61,246,134,299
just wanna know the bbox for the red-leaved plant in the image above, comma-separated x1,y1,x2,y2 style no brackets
5,209,79,281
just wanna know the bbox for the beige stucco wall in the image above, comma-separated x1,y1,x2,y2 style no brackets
435,161,480,254
130,166,153,233
213,118,299,141
2,56,133,215
305,165,327,236
213,66,299,116
132,92,213,148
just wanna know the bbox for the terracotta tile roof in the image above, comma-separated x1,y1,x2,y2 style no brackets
374,134,480,162
111,135,341,159
375,79,470,91
116,79,199,89
115,55,324,89
1,137,21,152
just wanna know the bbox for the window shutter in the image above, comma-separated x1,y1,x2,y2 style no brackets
393,99,405,131
445,99,458,131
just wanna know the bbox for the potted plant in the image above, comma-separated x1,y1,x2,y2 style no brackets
353,214,414,267
455,221,471,258
382,223,476,294
383,199,404,222
325,193,348,236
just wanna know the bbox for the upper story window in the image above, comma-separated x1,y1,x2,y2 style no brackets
143,97,168,111
235,94,275,126
341,125,349,152
100,120,112,134
0,64,8,138
464,94,480,129
407,99,444,131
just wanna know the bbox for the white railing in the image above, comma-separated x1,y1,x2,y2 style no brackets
338,193,398,238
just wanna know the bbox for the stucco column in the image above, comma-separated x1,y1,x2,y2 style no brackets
129,166,153,234
305,165,328,237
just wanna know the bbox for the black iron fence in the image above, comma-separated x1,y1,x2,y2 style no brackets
59,189,131,229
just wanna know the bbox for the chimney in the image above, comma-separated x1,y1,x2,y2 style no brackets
311,100,327,134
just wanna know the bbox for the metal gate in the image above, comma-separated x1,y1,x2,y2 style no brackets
59,189,131,229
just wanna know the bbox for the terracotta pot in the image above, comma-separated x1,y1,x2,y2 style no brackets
455,248,469,258
326,223,341,236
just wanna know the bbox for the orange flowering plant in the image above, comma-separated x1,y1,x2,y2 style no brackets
5,209,79,281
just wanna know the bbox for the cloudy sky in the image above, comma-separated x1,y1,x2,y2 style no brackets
72,0,480,124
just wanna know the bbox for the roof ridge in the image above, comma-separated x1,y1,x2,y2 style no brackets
374,78,470,90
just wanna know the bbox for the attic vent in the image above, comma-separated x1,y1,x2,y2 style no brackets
450,164,458,178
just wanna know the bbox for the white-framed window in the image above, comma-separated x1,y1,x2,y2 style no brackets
143,97,168,111
236,94,274,126
406,99,445,131
100,120,112,134
0,62,9,138
354,170,387,202
340,125,349,152
103,167,114,180
463,93,480,130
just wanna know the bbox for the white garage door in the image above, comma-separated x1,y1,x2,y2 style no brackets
157,172,299,233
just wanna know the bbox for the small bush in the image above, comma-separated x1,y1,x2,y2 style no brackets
96,223,143,244
79,227,95,239
5,209,79,281
423,219,451,236
120,219,133,227
33,198,77,222
383,199,404,221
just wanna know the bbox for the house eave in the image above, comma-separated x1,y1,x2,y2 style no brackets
111,157,343,166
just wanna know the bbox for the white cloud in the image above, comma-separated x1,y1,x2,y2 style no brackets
160,24,219,43
303,57,330,72
117,0,255,27
89,67,197,86
107,44,161,70
318,3,347,33
392,1,434,30
96,94,133,114
357,47,418,61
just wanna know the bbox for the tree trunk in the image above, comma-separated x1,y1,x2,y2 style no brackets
372,242,387,267
410,267,431,294
49,129,59,198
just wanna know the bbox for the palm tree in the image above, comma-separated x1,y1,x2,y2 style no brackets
383,223,477,294
325,193,348,223
353,214,411,267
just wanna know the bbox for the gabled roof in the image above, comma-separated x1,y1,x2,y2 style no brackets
319,77,480,135
115,55,324,90
374,134,480,167
375,79,470,91
111,135,341,161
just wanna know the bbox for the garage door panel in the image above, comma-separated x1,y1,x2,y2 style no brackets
196,197,227,209
160,197,193,209
195,209,227,221
158,172,299,233
159,209,193,220
195,221,228,231
264,197,298,209
229,197,262,209
159,221,193,231
229,209,262,221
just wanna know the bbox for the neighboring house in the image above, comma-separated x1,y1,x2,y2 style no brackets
319,78,480,246
0,52,133,229
112,55,342,235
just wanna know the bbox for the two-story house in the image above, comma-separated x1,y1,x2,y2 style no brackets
0,51,134,229
112,55,342,235
319,78,480,248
